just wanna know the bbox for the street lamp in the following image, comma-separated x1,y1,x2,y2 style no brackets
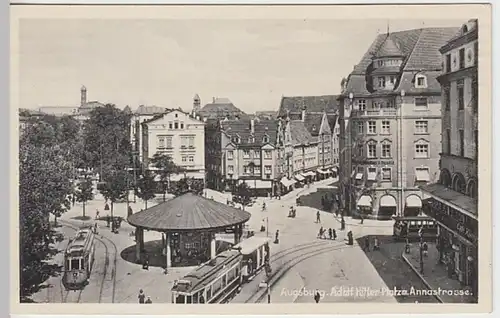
399,90,406,216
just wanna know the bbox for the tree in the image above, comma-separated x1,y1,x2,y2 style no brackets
171,177,204,197
232,182,252,211
135,171,156,210
19,139,72,301
151,153,181,202
75,176,94,219
99,169,129,232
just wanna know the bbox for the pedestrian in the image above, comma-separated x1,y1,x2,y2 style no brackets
95,209,100,220
423,242,429,257
373,237,380,250
360,212,364,224
328,228,333,240
72,195,76,206
94,222,98,234
128,206,133,217
316,211,321,223
275,230,279,244
340,217,346,231
314,290,321,303
138,289,146,304
145,296,152,304
143,254,149,270
332,228,337,240
364,237,370,251
104,202,110,211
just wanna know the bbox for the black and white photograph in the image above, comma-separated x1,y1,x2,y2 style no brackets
10,3,492,315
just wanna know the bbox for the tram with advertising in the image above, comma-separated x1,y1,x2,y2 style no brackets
170,236,271,304
392,215,438,241
61,226,96,290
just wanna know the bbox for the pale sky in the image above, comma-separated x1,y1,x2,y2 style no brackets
18,19,463,113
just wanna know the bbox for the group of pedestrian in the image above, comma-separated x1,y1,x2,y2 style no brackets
363,236,380,252
138,289,153,304
317,226,337,240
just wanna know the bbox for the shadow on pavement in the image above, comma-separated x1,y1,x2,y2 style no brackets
120,239,233,268
297,188,337,213
355,234,440,304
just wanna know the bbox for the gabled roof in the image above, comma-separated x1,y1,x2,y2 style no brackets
198,97,246,119
278,95,339,117
373,36,404,58
134,105,169,115
326,114,338,131
221,118,278,146
345,27,459,96
289,120,318,146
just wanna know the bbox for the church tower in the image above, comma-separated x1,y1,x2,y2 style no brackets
80,85,87,107
193,93,201,115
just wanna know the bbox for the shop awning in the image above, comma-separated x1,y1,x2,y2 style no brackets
421,183,477,218
355,173,363,180
317,168,328,174
357,195,372,207
280,178,295,187
380,195,397,207
304,171,316,177
243,180,272,189
405,195,423,208
367,171,377,181
415,168,430,181
332,167,338,172
294,174,305,182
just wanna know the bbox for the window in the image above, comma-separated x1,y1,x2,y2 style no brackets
381,121,390,134
168,122,173,129
244,165,250,174
367,143,377,158
243,150,250,159
382,143,391,158
445,129,451,154
368,121,376,134
415,142,429,158
228,165,234,173
382,167,392,181
415,75,427,88
358,99,367,111
415,167,430,182
445,54,451,73
157,136,166,149
373,102,381,110
264,150,272,159
175,113,178,118
71,259,80,270
265,165,272,174
232,136,240,144
357,122,364,134
389,76,396,84
189,156,194,162
458,80,465,110
182,156,187,162
180,122,184,129
254,166,261,175
377,60,384,67
377,77,386,88
444,86,450,111
227,151,234,160
415,121,428,134
459,48,465,69
174,122,179,129
459,129,465,157
415,98,428,108
263,135,270,143
248,136,255,143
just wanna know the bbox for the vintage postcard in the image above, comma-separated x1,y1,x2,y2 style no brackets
10,3,492,316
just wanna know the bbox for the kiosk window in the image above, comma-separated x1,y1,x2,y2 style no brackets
71,259,80,270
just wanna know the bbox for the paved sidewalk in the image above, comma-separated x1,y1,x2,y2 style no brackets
402,242,477,303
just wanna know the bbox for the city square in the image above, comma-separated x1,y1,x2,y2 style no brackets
17,12,479,306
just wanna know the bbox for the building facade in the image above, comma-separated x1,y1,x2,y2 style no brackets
220,118,280,196
421,20,478,298
142,110,206,181
338,27,459,219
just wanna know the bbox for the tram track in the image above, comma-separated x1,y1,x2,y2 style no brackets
59,219,118,303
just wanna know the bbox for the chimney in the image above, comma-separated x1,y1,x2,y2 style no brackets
212,97,216,103
250,119,255,134
80,85,87,107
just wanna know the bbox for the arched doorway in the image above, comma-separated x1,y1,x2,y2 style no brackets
404,195,422,216
439,169,452,187
379,195,397,218
467,178,478,199
452,173,467,194
357,195,373,216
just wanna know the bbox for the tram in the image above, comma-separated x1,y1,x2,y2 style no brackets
393,216,438,241
171,236,271,304
61,226,96,290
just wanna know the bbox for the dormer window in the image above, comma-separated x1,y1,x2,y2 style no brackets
377,77,386,88
415,74,427,88
232,136,240,144
462,24,468,34
248,136,255,143
263,135,270,143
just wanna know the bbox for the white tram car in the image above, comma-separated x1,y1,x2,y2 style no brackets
62,226,96,290
171,236,271,304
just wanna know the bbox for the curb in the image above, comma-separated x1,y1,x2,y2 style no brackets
401,253,444,303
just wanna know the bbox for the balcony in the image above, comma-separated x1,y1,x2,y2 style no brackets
351,109,397,117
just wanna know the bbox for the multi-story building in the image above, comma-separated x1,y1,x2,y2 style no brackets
141,109,206,182
196,96,247,120
338,26,459,219
279,115,320,192
130,105,170,163
421,20,478,298
277,95,339,180
219,118,280,196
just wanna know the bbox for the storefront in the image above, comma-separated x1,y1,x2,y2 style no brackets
357,195,373,216
404,195,423,217
424,199,478,296
379,194,397,218
280,177,295,194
